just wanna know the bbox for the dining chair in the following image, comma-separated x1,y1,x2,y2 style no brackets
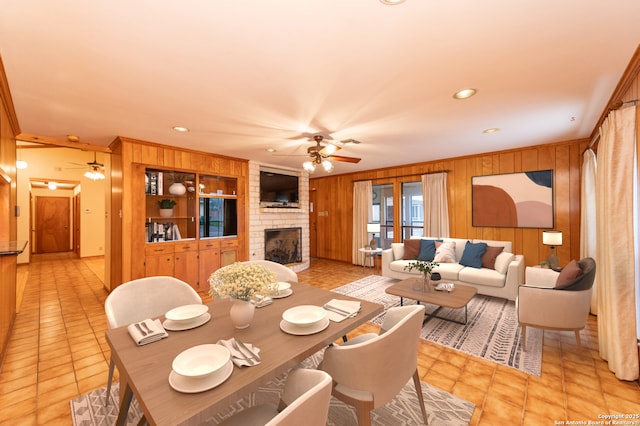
104,276,202,406
242,259,298,283
218,368,332,426
319,304,429,425
517,257,596,350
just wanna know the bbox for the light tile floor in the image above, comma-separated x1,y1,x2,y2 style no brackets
0,253,638,425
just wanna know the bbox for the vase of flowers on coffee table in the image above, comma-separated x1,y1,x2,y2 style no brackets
404,260,439,292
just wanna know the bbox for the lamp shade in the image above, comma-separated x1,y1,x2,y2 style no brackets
367,223,380,233
542,230,562,246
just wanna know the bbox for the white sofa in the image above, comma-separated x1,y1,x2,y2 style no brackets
381,237,525,301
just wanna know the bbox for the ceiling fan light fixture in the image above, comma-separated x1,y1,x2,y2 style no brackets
84,167,105,181
302,161,316,173
321,159,334,172
323,144,338,155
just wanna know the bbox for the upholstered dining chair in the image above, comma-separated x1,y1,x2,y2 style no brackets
517,257,596,351
218,368,332,426
104,276,202,406
319,304,429,425
242,259,299,283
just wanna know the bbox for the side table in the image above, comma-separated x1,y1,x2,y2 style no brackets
359,247,383,271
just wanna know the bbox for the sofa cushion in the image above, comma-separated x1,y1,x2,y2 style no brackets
494,252,515,275
434,241,457,263
458,267,507,288
473,239,512,254
391,243,404,261
417,239,438,261
431,263,465,281
403,239,421,260
482,246,504,270
555,259,583,288
459,241,487,268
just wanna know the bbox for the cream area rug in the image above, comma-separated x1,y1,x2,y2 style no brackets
333,275,543,376
71,350,475,426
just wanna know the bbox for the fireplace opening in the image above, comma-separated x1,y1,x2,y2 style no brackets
264,227,302,265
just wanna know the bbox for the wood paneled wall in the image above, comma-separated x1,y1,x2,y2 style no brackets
0,55,20,363
310,138,589,267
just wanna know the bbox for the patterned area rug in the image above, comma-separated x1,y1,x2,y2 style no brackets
70,351,475,425
333,275,542,376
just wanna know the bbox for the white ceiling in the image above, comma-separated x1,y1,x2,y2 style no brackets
1,1,639,175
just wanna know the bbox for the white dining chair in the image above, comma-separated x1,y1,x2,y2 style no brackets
242,259,298,283
319,304,429,425
218,368,332,426
104,276,202,407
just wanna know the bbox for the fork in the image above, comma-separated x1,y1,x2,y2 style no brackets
323,304,352,317
232,340,256,365
140,321,153,334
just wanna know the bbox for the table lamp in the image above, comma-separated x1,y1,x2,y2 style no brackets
542,230,562,270
367,223,380,249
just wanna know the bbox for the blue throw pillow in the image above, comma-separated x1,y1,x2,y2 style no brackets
459,241,487,268
417,240,437,261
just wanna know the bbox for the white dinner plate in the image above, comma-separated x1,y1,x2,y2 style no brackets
280,317,330,336
172,344,231,378
282,305,327,327
163,312,211,331
271,288,293,299
169,359,233,393
165,304,209,323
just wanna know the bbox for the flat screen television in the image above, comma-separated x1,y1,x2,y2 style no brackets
260,169,299,207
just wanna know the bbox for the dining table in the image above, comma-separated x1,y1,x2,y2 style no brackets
106,281,384,426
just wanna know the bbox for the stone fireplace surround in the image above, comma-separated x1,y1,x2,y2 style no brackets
248,161,310,273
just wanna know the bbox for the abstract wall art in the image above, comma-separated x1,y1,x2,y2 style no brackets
472,170,553,228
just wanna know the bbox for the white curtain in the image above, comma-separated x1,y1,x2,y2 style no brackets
580,148,598,314
595,105,639,381
421,172,450,238
352,180,372,266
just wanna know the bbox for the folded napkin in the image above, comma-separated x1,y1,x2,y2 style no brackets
254,295,273,308
127,318,168,346
217,338,261,367
323,299,361,322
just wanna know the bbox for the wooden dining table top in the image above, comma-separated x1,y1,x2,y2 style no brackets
106,281,384,426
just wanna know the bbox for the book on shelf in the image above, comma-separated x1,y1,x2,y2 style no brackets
146,221,182,243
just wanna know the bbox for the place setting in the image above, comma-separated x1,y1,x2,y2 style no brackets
162,303,211,331
254,282,293,307
280,305,330,335
323,299,361,322
168,343,234,393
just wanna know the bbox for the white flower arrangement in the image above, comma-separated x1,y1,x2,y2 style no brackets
208,262,278,302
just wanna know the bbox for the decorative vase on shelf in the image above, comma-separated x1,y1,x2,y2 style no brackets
229,299,256,329
169,182,187,195
159,208,174,218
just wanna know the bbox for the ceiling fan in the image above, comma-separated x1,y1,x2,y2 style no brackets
301,135,361,173
67,152,105,180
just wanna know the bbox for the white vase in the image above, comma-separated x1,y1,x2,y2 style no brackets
159,208,173,218
229,299,255,329
169,182,187,195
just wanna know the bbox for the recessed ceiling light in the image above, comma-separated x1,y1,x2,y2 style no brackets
172,126,190,133
453,88,477,99
380,0,406,4
483,128,500,134
266,148,276,153
67,135,80,142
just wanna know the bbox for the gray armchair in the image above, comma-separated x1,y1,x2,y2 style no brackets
517,257,596,351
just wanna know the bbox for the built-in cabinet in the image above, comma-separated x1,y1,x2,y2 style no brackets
139,166,240,290
109,137,248,291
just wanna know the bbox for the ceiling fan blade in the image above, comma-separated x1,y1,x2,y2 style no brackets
68,161,86,166
329,155,361,163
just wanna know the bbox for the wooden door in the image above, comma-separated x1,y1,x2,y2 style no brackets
199,248,220,288
35,196,70,253
175,250,199,289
